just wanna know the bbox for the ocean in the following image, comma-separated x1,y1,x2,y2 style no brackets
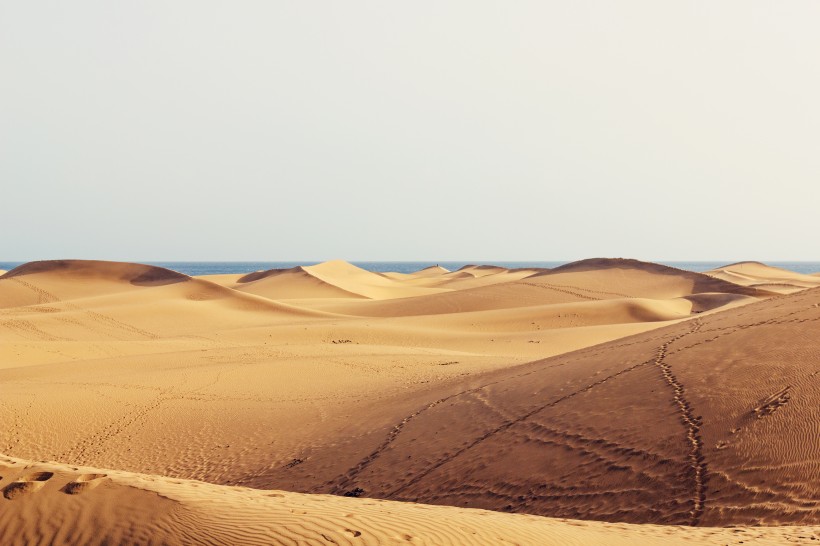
1,260,819,276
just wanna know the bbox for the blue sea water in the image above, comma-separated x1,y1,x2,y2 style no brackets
1,260,819,276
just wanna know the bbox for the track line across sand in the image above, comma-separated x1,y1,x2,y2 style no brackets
326,318,709,505
381,353,659,498
517,282,601,301
8,277,158,340
651,318,707,526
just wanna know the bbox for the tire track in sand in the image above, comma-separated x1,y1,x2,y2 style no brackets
7,278,158,340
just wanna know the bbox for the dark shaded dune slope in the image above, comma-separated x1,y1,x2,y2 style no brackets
253,287,820,527
530,258,771,297
1,259,189,285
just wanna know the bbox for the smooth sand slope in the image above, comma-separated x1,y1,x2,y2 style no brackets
0,258,817,544
0,455,815,546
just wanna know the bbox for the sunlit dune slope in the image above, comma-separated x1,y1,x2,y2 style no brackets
383,265,451,280
259,260,449,300
234,266,368,299
0,455,814,546
0,260,332,355
708,261,820,294
312,258,766,317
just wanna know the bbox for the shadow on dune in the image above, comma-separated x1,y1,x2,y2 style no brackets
236,268,292,283
0,260,190,287
528,258,774,297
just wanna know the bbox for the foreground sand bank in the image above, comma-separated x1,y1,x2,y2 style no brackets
1,455,816,546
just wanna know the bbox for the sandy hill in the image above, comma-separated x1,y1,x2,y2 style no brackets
254,286,820,527
380,265,458,287
313,258,764,318
1,259,188,284
458,264,511,276
303,260,448,299
1,258,817,544
0,259,328,352
0,455,814,546
226,260,448,300
408,265,451,277
0,260,189,307
233,266,367,299
708,261,820,294
430,268,543,291
382,266,544,292
526,258,768,299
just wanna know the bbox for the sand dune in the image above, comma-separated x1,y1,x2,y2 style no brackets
261,286,819,527
708,261,820,294
399,264,451,278
209,261,453,300
234,266,368,299
527,258,768,299
0,260,188,308
300,260,449,299
309,259,765,318
0,455,814,546
1,258,817,543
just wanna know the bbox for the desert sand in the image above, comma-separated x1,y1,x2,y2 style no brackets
1,455,816,546
0,259,817,544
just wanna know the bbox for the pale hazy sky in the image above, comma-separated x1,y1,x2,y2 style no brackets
2,2,819,261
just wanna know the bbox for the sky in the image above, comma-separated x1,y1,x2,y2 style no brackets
1,1,819,262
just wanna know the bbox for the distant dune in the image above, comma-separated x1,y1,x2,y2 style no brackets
1,260,189,284
530,258,771,298
707,261,820,294
0,258,817,544
234,266,368,299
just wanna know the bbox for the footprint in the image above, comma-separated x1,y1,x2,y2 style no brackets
3,471,54,499
63,473,108,495
753,387,791,419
